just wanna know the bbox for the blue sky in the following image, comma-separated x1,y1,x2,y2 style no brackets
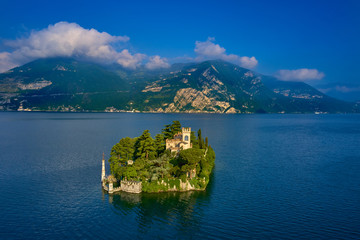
1,0,359,101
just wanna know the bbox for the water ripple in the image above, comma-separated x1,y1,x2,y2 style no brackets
1,113,360,239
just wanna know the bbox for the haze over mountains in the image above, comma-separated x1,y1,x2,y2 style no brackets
0,58,358,113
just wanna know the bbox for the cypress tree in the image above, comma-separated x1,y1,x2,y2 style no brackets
135,130,156,160
198,129,203,149
154,133,165,156
171,120,182,136
190,131,198,148
162,121,182,139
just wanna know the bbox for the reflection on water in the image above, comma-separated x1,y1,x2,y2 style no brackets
107,173,214,236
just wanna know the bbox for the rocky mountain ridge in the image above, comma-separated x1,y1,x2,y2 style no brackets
0,58,358,113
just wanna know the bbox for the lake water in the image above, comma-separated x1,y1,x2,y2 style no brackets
0,112,359,239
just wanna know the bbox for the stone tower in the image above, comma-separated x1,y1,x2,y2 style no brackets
182,127,191,150
101,153,105,182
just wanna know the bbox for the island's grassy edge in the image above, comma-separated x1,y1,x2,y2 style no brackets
141,173,212,193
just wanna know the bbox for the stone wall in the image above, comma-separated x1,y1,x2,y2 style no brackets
102,183,109,192
154,178,206,192
180,180,196,191
103,178,207,194
121,180,142,193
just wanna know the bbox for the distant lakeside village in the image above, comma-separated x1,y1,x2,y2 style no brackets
12,102,330,114
101,121,215,194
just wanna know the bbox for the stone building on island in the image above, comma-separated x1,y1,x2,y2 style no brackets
166,127,192,152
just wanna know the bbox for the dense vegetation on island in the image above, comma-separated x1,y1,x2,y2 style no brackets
108,121,215,192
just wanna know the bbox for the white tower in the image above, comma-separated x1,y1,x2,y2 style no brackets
182,127,191,150
101,153,105,182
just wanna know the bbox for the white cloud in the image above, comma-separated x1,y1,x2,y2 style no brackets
0,52,18,72
195,38,226,57
0,21,154,71
194,37,258,69
318,85,360,98
7,22,129,60
145,55,170,70
334,85,360,93
275,68,325,81
116,49,146,69
238,56,258,69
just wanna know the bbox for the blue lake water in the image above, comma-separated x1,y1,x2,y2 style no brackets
0,112,359,239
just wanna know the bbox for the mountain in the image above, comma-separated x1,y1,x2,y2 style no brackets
0,58,131,111
0,58,358,113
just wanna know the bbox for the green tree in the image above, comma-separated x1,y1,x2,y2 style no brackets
134,158,150,180
149,154,171,180
178,148,205,177
110,137,135,161
205,145,216,166
109,159,122,179
162,121,182,139
178,148,204,166
200,145,215,179
198,129,203,149
154,133,165,156
120,137,135,159
205,137,208,148
134,130,156,160
171,120,182,136
190,131,198,148
170,165,181,177
162,124,173,139
123,166,138,180
109,137,135,176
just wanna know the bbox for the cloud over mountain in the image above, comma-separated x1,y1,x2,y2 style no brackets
275,68,325,81
0,52,17,72
194,37,258,69
1,22,326,80
145,55,170,70
116,49,146,69
0,22,168,72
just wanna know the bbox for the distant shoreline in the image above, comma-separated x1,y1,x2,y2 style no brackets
2,110,356,114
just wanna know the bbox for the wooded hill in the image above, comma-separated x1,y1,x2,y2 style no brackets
1,57,358,113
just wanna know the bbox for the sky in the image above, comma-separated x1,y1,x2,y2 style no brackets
0,0,359,101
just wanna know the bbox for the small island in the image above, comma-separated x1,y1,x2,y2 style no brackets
101,121,215,193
